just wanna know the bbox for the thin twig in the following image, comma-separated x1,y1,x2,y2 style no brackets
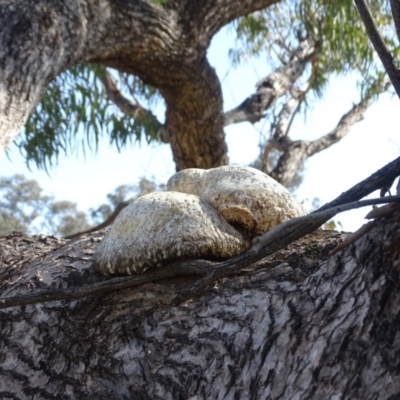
173,196,400,301
101,70,167,142
330,220,376,255
64,201,130,239
354,0,400,98
316,155,400,212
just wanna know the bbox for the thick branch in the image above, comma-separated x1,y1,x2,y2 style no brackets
1,189,399,309
224,39,316,126
1,215,399,397
1,0,254,168
269,97,298,150
269,141,308,186
261,96,299,174
354,0,400,98
0,0,172,155
178,0,281,44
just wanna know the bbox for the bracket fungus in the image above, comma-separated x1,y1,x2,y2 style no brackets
93,166,306,275
93,192,247,275
167,165,307,235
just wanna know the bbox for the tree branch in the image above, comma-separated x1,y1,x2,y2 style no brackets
101,70,166,142
269,97,298,151
198,0,281,41
306,100,370,157
390,0,400,44
316,156,400,211
260,95,300,175
2,192,400,309
269,82,389,186
354,0,400,98
64,201,130,240
0,0,171,155
224,39,316,126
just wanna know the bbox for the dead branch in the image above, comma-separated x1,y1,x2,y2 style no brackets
64,201,130,239
365,202,400,219
317,155,400,211
331,199,400,255
330,220,376,255
223,39,316,126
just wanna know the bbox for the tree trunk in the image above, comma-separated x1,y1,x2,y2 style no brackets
161,57,228,170
1,209,400,399
0,0,278,170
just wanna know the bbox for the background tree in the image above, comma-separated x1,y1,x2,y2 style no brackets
0,175,91,236
0,175,163,237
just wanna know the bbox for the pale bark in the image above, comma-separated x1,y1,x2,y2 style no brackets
222,35,390,187
223,39,316,126
1,209,400,399
269,96,376,187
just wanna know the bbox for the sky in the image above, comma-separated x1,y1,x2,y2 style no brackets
0,26,399,234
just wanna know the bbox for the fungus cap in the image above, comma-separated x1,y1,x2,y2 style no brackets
167,165,307,235
93,191,247,275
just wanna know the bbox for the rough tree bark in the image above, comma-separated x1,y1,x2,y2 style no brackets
0,0,280,170
1,206,400,399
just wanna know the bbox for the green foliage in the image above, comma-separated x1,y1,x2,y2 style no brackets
323,219,343,231
232,0,395,98
19,64,162,169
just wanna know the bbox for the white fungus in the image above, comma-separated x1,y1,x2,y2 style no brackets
167,165,307,235
93,191,247,275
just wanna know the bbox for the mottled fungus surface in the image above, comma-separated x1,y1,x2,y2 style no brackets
94,166,307,275
93,192,247,275
167,165,307,235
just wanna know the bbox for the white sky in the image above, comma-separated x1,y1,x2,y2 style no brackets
1,27,399,233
